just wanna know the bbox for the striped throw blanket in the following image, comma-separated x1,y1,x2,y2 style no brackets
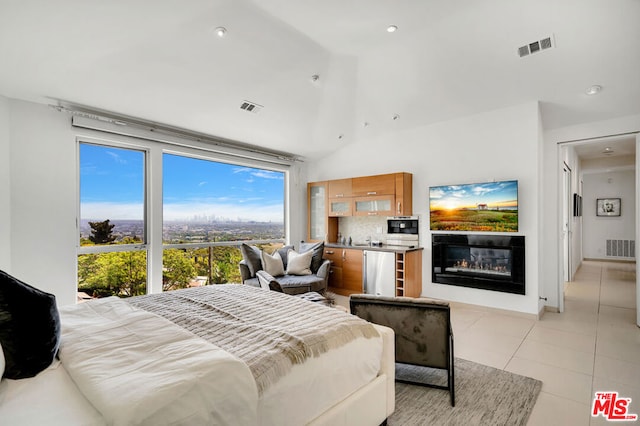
128,284,379,394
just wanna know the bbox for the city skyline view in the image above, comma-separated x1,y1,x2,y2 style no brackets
80,144,286,224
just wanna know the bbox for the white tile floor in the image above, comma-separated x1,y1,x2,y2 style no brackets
336,260,640,425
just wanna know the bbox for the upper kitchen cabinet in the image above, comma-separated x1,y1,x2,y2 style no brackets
307,172,412,241
352,172,412,216
352,174,395,197
329,198,353,216
353,195,395,216
394,172,412,216
307,181,338,242
328,178,353,217
328,178,352,198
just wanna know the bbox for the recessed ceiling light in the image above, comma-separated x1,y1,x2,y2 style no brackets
603,147,614,155
386,25,398,33
214,27,227,38
585,85,602,95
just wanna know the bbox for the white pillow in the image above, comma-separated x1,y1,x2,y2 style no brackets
261,250,285,277
286,249,313,276
0,342,5,379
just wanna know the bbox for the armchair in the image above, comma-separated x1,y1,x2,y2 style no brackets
350,294,455,406
239,242,330,295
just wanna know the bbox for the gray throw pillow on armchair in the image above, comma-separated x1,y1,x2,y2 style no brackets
240,243,263,277
299,242,324,274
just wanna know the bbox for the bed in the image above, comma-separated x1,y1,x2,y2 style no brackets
0,279,395,426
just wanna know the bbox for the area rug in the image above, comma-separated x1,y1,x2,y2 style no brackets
388,358,542,426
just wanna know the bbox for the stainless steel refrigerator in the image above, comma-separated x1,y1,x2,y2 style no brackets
363,250,396,297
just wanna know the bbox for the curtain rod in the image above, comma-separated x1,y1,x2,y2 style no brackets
49,101,302,164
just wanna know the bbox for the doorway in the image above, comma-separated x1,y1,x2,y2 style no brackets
557,133,638,324
562,161,572,284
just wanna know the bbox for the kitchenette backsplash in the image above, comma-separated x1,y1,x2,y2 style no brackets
337,216,388,245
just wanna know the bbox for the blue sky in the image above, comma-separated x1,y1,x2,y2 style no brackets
80,144,285,222
430,180,518,210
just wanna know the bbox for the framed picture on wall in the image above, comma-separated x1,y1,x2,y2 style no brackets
596,198,621,217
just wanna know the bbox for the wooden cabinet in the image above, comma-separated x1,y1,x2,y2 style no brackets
394,172,413,216
351,172,412,216
307,182,338,242
353,195,395,216
342,248,363,293
323,247,343,289
395,250,422,297
352,174,395,197
329,198,353,216
328,178,352,199
307,172,412,241
325,247,363,295
327,246,420,297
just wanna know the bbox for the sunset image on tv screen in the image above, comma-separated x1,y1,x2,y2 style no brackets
429,180,518,232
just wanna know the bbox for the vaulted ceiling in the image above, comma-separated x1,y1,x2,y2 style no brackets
1,0,639,160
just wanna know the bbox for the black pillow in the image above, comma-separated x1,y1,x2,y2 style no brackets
0,270,61,379
240,243,263,277
300,242,325,274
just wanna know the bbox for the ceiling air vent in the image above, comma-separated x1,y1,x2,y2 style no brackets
518,35,555,58
240,100,263,114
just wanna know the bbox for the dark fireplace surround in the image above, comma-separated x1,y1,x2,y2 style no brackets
432,234,525,295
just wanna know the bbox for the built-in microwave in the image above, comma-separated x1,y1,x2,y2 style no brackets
387,216,419,235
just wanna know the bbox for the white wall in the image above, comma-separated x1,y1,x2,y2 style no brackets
582,170,636,259
307,102,542,315
543,113,640,310
0,95,10,271
9,100,78,305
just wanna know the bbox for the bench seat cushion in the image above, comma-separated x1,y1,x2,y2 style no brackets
243,274,325,295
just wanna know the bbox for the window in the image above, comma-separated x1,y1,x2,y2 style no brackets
77,142,147,299
162,154,285,290
77,140,288,299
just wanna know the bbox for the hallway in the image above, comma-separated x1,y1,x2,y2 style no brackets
451,260,639,425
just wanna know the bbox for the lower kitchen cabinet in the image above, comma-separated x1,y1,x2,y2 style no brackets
395,250,422,297
326,247,422,297
325,247,363,296
342,249,363,294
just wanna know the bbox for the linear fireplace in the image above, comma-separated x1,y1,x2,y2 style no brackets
432,234,525,295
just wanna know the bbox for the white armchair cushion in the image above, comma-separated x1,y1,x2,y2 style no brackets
261,250,285,277
286,249,313,276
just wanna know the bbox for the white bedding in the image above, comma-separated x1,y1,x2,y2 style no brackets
58,297,258,426
0,292,389,426
259,331,382,425
0,360,106,426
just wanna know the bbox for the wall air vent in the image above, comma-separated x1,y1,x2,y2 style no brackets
240,100,263,113
606,239,635,258
517,35,555,58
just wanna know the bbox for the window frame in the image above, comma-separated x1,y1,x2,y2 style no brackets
76,135,290,298
76,138,150,255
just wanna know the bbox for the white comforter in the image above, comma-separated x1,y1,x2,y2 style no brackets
58,297,258,426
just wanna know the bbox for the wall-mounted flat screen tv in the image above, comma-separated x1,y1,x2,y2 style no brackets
429,180,518,232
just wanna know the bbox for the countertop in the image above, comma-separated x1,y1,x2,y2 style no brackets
325,243,423,253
